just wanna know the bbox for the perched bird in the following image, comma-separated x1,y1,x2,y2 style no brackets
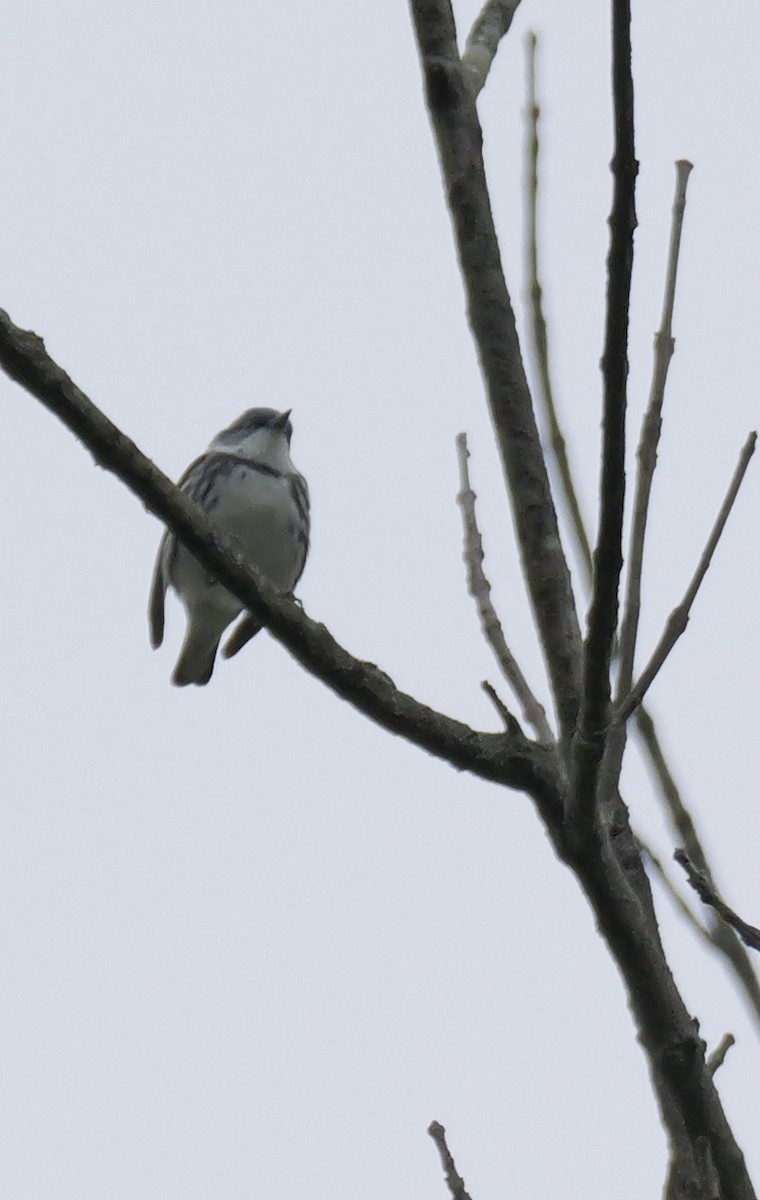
149,407,310,686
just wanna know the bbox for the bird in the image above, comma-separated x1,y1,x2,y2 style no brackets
149,407,310,686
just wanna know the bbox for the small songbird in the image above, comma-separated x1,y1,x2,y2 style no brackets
149,407,310,686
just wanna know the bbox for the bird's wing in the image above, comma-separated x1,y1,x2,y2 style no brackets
288,473,311,585
148,454,209,649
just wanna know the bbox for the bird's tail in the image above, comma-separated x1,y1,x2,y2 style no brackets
172,622,222,687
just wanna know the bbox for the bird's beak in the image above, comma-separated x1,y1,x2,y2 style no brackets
274,409,292,430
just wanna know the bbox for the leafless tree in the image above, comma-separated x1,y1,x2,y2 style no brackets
1,2,757,1197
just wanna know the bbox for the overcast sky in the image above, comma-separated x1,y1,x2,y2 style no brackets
3,2,759,1197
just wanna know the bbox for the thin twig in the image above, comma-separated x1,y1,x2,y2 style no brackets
637,836,713,947
524,31,593,586
570,0,637,839
618,432,756,722
481,680,522,736
675,850,760,953
0,306,562,808
707,1034,735,1077
411,0,582,739
456,433,554,743
428,1122,474,1200
462,0,522,97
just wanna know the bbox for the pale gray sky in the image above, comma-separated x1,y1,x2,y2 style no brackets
3,2,759,1197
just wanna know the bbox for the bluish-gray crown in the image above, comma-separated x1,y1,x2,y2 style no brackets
217,407,293,445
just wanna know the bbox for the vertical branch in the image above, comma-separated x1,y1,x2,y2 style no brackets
521,43,760,1029
410,0,583,738
570,0,637,836
524,31,594,587
616,161,693,702
597,162,693,801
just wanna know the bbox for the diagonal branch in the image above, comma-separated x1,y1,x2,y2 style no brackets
462,0,522,97
0,307,561,807
635,709,760,1028
618,431,756,722
410,0,582,740
676,851,760,953
456,432,554,744
570,0,637,838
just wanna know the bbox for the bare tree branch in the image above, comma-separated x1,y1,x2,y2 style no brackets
428,1122,474,1200
570,0,637,838
522,38,746,986
635,708,760,1028
618,431,756,723
617,160,693,701
676,851,760,953
577,838,754,1200
462,0,522,97
0,307,561,808
707,1034,735,1077
456,433,554,743
595,162,695,807
524,31,593,585
520,23,756,1189
410,0,582,740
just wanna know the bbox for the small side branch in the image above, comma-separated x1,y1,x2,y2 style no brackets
570,0,637,838
707,1034,735,1077
481,681,522,737
675,850,760,953
456,433,554,744
462,0,522,97
619,432,756,722
428,1122,474,1200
